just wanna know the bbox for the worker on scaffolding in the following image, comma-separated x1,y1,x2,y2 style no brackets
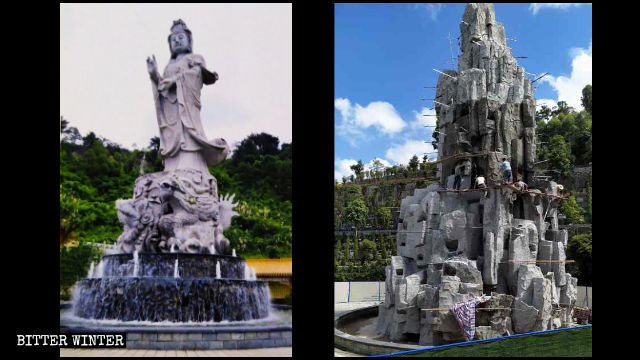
514,178,528,191
475,174,487,197
500,158,512,184
453,172,462,190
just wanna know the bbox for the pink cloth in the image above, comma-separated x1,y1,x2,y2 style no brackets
451,295,491,341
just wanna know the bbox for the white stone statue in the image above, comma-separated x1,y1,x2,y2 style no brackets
146,19,229,175
114,20,238,255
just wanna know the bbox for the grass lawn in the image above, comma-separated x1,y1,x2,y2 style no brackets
399,327,591,357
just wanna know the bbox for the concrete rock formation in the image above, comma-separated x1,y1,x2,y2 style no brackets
377,3,579,345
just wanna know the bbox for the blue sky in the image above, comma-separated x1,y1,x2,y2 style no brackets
334,3,592,181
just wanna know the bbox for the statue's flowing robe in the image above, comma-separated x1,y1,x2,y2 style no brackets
151,53,229,174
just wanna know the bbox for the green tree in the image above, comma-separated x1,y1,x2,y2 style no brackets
350,160,364,182
408,155,420,172
376,207,391,229
536,105,553,124
360,239,376,264
60,187,82,245
566,233,592,286
60,241,104,299
353,237,359,264
547,135,572,178
381,236,388,259
581,84,592,115
341,237,350,266
344,198,368,241
560,195,585,224
371,159,385,179
553,101,574,116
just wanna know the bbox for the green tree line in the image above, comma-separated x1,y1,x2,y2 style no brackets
60,119,292,259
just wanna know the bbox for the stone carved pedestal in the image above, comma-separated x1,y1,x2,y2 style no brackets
115,169,237,255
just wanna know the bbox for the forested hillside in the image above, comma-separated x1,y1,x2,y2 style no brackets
60,119,292,259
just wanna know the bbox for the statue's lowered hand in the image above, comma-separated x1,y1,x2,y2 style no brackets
158,77,176,91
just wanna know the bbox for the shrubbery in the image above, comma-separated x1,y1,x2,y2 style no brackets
335,261,388,281
60,241,104,300
566,232,592,286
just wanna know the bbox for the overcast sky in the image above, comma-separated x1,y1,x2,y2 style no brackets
60,3,292,150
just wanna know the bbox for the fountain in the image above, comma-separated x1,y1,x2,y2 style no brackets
87,262,95,278
94,260,104,278
132,250,139,277
61,20,289,350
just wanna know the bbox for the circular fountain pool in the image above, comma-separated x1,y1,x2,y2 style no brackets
60,306,292,349
73,253,270,323
335,305,424,356
61,252,291,349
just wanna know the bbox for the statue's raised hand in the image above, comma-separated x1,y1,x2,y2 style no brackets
146,55,158,77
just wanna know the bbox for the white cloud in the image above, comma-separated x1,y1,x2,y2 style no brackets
410,107,437,129
335,158,358,181
415,4,443,20
540,42,592,110
529,3,588,15
335,98,407,146
334,98,352,121
60,4,292,150
385,139,433,165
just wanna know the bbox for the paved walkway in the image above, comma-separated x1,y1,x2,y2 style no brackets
60,347,292,357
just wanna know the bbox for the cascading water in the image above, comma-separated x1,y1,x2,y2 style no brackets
170,244,176,253
72,253,271,322
210,244,216,254
94,260,104,278
251,266,257,281
87,262,95,278
133,250,139,277
232,249,236,257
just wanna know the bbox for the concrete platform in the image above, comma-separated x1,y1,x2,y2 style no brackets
60,347,292,357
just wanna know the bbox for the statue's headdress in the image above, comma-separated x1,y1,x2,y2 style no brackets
168,19,193,57
170,19,191,36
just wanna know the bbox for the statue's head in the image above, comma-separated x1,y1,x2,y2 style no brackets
168,19,193,58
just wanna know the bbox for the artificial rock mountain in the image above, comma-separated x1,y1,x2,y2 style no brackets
376,3,578,345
